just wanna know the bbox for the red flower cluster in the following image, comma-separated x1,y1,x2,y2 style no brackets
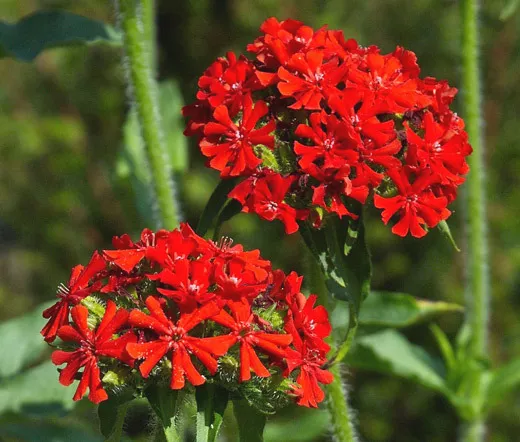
183,18,472,238
42,225,332,408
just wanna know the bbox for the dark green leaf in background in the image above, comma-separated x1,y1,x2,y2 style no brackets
118,80,188,227
484,357,520,411
359,291,463,328
0,302,51,379
0,10,121,62
347,329,450,395
0,360,74,416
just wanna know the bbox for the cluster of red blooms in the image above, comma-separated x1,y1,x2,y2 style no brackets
42,226,333,408
183,18,472,238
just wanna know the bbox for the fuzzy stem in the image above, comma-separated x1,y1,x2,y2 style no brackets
459,0,489,440
115,0,180,230
327,364,357,442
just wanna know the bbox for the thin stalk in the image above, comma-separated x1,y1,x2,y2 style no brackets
327,364,357,442
459,0,489,440
115,0,180,230
305,253,357,442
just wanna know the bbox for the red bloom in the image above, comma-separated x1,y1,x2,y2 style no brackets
41,251,106,342
286,293,331,353
51,301,135,403
347,52,430,113
213,301,292,381
374,168,451,238
294,111,358,173
104,229,169,273
243,174,308,234
277,50,346,110
153,259,213,312
200,94,275,177
406,111,471,185
196,52,259,114
285,326,333,408
126,297,234,389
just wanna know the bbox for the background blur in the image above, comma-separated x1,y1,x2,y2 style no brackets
1,0,519,441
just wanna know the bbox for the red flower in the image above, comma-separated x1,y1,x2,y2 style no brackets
196,52,259,114
294,111,358,172
406,111,471,185
126,297,234,389
243,174,308,234
214,260,267,303
213,301,293,381
153,259,213,312
286,293,331,353
200,94,275,177
374,168,451,238
285,326,333,408
347,52,430,113
51,300,136,403
104,229,169,273
277,50,346,110
41,251,106,342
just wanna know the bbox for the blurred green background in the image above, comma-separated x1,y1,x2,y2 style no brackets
1,0,519,441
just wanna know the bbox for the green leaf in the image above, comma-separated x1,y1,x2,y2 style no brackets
500,0,519,21
0,10,121,62
0,418,101,442
98,390,134,441
157,80,189,173
233,399,266,442
429,324,457,374
359,291,463,328
145,383,180,442
0,361,74,416
484,357,520,411
0,302,51,379
437,220,461,252
347,329,450,395
196,179,239,237
264,408,329,442
120,80,188,227
195,384,229,442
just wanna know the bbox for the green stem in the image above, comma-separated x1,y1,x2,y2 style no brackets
459,0,488,439
115,0,180,230
459,420,486,442
326,364,357,442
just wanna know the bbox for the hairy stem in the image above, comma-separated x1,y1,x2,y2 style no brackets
115,0,180,230
141,0,156,73
459,0,489,440
327,364,357,442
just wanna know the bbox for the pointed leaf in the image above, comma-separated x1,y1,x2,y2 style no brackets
233,399,266,442
98,390,134,441
437,220,460,252
484,357,520,411
264,408,329,442
145,383,180,441
347,329,450,395
359,291,463,328
195,384,229,442
0,10,121,62
500,0,519,21
196,179,239,237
